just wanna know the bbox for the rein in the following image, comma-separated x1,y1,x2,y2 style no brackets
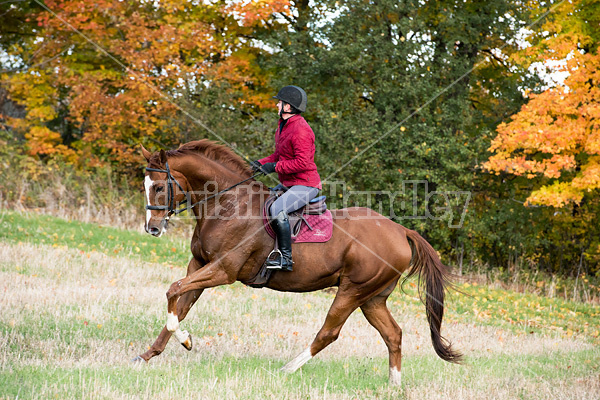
145,161,263,221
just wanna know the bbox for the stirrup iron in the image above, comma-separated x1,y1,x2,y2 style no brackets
265,249,284,269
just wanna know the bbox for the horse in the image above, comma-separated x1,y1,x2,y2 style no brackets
136,139,462,385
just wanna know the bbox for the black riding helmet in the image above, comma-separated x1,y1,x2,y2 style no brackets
273,85,307,113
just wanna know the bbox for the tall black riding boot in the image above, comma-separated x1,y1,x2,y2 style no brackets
266,211,293,271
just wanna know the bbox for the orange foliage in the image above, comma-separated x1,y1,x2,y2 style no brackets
484,1,600,207
2,0,288,168
228,0,290,27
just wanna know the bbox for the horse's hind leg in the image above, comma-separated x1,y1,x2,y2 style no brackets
134,288,203,362
281,288,362,373
360,294,403,385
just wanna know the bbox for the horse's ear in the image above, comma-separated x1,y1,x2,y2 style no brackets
140,144,152,162
159,149,168,165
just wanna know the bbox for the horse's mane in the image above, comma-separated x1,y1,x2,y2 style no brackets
166,140,251,177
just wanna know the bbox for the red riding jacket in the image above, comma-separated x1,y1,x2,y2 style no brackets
259,114,322,189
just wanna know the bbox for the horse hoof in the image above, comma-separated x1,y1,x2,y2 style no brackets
181,334,193,351
131,355,147,363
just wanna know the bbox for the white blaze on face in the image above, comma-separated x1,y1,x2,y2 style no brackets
144,175,154,228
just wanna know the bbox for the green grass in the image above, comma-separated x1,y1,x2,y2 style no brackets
389,282,600,345
447,283,600,342
1,210,599,399
2,209,598,343
1,352,597,399
0,210,189,265
0,357,388,399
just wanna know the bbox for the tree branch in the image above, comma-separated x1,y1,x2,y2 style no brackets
480,49,509,69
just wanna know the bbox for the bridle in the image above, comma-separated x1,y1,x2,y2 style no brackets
145,162,187,221
145,161,263,222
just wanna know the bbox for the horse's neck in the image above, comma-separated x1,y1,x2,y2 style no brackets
175,157,259,220
179,157,245,192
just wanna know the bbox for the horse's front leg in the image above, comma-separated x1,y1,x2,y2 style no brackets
166,260,235,334
134,258,204,362
134,289,203,362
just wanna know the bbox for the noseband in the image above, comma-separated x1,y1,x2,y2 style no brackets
145,161,263,222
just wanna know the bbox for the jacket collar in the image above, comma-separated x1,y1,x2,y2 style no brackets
279,114,303,125
278,114,302,134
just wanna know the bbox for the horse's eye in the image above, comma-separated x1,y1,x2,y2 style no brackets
155,186,164,193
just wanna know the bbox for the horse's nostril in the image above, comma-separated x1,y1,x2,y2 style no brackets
148,227,161,236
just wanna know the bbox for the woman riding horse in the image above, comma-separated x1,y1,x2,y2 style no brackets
251,85,322,272
139,115,462,386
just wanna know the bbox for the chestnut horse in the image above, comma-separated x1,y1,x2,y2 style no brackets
136,140,461,385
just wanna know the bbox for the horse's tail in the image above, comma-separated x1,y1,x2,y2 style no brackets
404,229,463,364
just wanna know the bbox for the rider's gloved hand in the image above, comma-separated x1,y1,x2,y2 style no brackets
270,183,286,192
250,160,262,173
260,162,277,175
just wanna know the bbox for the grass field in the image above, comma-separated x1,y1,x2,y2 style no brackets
0,210,599,399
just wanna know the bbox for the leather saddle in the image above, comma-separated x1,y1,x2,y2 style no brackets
264,192,327,237
246,192,328,289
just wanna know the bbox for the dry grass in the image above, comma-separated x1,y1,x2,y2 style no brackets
1,241,599,399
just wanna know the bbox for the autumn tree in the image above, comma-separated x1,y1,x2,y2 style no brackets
1,0,288,170
485,0,600,208
484,0,600,273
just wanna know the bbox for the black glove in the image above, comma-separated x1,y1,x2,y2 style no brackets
259,162,277,175
250,160,262,173
270,183,286,192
